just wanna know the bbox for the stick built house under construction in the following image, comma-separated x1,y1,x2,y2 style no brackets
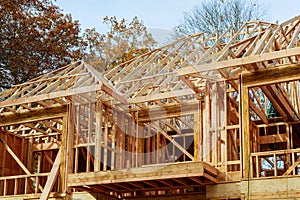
0,16,300,200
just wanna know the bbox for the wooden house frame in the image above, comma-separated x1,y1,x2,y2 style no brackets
0,16,300,199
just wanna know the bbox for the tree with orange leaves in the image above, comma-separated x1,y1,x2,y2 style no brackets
83,16,156,72
0,0,83,90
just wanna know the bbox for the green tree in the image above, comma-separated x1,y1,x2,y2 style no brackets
174,0,267,37
83,16,156,71
0,0,83,90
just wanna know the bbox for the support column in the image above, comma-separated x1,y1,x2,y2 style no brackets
94,101,103,171
194,108,199,161
241,85,250,179
137,124,144,167
66,104,74,191
60,115,67,193
60,104,74,197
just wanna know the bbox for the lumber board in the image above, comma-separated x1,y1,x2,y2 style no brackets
194,110,200,161
137,102,198,122
241,177,300,199
242,63,300,87
178,47,300,76
33,142,60,151
0,105,66,126
241,85,250,179
0,84,102,108
40,149,61,200
128,88,196,104
68,162,216,187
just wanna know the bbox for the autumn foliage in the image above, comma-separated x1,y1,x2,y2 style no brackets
0,1,157,90
0,0,83,89
83,16,156,72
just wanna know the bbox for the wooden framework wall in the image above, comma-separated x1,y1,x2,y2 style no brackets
0,16,299,199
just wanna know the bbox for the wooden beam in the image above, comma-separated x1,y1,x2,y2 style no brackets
242,63,300,87
68,162,207,187
180,76,203,94
40,149,61,200
144,181,159,188
173,178,188,186
129,182,145,189
0,106,66,126
101,83,127,105
261,86,288,121
249,100,268,124
283,159,300,175
43,152,54,166
83,63,127,104
137,102,198,122
33,142,60,152
128,89,195,104
189,177,204,185
157,179,173,187
0,84,102,108
178,47,300,76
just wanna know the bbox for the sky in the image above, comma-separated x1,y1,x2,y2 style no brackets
55,0,300,32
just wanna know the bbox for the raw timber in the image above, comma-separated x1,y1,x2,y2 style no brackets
0,16,300,200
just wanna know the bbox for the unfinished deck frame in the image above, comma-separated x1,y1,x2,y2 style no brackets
0,16,300,199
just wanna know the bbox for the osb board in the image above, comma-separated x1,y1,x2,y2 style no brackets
206,182,241,199
241,177,300,199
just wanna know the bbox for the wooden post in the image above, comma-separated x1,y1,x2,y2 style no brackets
127,117,133,169
116,112,121,169
59,104,75,197
35,154,41,193
86,103,92,172
212,82,217,166
131,116,136,167
242,85,250,179
66,104,74,192
74,105,80,173
116,111,126,169
238,77,243,177
60,114,68,193
222,81,227,172
199,101,203,162
137,124,144,167
94,101,103,171
146,125,151,164
152,127,156,164
194,109,199,162
27,137,33,173
156,129,160,164
119,112,126,169
204,82,211,162
111,119,116,170
103,107,109,171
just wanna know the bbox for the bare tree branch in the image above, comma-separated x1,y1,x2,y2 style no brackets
173,0,268,37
